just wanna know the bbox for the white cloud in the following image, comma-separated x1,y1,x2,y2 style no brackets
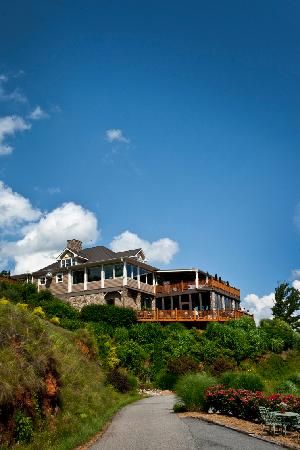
110,230,179,264
105,128,129,143
243,292,275,324
3,202,99,274
0,180,41,228
292,280,300,291
29,106,49,120
0,115,31,155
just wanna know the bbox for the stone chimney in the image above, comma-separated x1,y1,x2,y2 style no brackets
67,239,83,254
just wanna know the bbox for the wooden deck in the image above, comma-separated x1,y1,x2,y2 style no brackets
156,279,240,298
137,309,252,322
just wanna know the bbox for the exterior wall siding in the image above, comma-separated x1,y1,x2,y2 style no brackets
51,275,68,296
139,281,155,294
104,278,123,288
127,279,138,289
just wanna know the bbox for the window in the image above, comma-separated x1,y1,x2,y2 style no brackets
61,258,76,268
132,265,138,280
88,266,101,282
73,270,84,284
126,264,133,279
104,264,113,279
40,277,46,285
114,263,123,278
56,273,63,283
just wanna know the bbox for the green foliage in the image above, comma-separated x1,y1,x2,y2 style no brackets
106,367,137,393
272,282,300,331
80,304,137,328
173,401,187,413
59,318,84,331
276,380,298,394
259,318,296,351
117,340,147,374
288,373,300,385
15,411,33,443
167,356,199,376
209,355,237,376
129,322,164,345
220,372,265,391
175,373,217,411
205,321,267,361
155,369,178,390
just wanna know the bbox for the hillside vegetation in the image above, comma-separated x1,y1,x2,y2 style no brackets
0,300,139,449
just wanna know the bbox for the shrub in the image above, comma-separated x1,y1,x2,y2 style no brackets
276,380,298,395
220,372,264,392
175,373,217,411
80,304,137,328
106,367,137,393
40,299,79,320
15,411,33,443
155,369,178,390
117,340,147,375
59,318,84,331
50,316,60,325
209,355,237,376
289,373,300,386
33,306,46,318
167,356,199,376
205,386,300,420
173,401,187,413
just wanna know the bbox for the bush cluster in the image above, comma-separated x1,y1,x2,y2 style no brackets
106,367,137,393
80,304,137,328
175,373,217,411
205,386,300,420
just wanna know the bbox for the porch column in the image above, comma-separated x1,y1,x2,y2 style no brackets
123,261,127,286
137,266,141,289
151,297,156,310
195,270,199,289
210,291,216,310
37,277,40,292
221,295,225,310
170,296,174,310
188,293,192,310
231,299,235,310
68,271,72,293
162,297,165,310
179,295,182,310
101,265,105,288
198,292,202,310
84,267,87,290
153,273,156,294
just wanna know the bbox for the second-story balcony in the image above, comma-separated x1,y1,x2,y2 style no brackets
156,278,240,298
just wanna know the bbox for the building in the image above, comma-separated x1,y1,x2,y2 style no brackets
14,239,252,324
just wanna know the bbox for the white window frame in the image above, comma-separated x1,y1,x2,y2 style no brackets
56,273,63,283
40,276,46,285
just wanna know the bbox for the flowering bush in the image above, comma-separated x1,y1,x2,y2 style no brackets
205,385,300,421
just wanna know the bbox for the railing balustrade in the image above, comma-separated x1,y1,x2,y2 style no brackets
137,309,252,322
156,278,240,298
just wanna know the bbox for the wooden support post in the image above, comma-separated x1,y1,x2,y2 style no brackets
162,297,165,310
175,308,178,320
181,280,184,291
179,295,182,310
199,292,202,310
170,296,174,310
188,293,192,310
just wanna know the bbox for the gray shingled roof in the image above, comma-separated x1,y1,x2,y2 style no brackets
31,246,143,275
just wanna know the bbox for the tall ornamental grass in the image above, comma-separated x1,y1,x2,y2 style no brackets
175,373,217,411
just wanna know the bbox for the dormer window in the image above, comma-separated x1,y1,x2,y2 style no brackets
61,258,76,268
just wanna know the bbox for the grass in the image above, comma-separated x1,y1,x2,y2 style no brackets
0,303,141,450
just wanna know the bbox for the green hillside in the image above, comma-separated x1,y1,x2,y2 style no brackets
0,302,139,450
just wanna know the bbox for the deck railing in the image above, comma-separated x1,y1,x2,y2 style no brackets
137,309,252,322
156,279,240,298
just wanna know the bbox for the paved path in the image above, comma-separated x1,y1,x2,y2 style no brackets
90,395,283,450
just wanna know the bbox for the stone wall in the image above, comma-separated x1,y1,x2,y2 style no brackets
64,288,145,310
65,292,105,310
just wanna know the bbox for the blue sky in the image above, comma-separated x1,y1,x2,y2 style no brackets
0,0,300,318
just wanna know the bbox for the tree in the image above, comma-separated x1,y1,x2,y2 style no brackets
272,282,300,331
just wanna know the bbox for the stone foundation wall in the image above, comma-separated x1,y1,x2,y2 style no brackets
65,292,106,310
64,288,144,311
